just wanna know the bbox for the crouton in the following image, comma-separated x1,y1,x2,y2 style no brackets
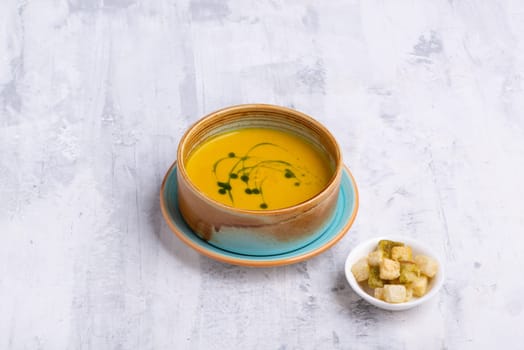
399,261,420,284
383,284,407,303
411,275,429,297
378,240,404,258
391,246,413,261
367,250,383,266
414,255,439,278
374,287,385,301
405,286,413,301
351,257,369,282
379,258,400,280
368,266,384,289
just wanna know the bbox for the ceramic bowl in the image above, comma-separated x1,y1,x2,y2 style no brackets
175,104,345,256
344,236,445,311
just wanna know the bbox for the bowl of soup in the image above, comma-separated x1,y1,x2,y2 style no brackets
175,104,344,255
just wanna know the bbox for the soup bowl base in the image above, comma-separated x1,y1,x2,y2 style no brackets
160,163,359,266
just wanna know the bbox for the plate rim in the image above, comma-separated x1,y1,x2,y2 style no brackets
160,161,359,267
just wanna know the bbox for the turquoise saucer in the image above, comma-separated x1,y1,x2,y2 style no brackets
160,164,359,267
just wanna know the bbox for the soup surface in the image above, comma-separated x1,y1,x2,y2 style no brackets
185,127,333,210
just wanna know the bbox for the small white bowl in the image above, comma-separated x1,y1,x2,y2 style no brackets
344,236,445,311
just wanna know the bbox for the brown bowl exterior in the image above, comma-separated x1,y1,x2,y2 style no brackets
176,104,342,255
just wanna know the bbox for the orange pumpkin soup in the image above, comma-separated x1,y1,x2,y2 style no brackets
185,127,333,210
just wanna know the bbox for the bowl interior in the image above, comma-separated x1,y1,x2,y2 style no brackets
344,236,445,311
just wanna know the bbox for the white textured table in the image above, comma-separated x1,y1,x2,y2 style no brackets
1,1,523,349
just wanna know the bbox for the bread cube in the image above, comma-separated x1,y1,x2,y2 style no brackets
367,250,384,266
411,275,429,297
378,240,404,258
368,266,384,289
351,257,369,282
374,288,385,301
399,261,420,284
405,286,413,301
414,255,439,277
383,284,407,303
391,246,412,261
379,258,400,280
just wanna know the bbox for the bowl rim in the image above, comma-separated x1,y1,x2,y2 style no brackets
176,103,343,215
344,236,445,311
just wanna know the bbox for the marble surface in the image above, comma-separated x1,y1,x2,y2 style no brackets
1,0,523,348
